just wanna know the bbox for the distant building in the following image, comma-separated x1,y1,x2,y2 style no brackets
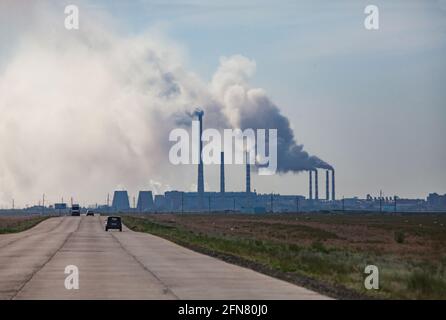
54,203,67,210
112,191,130,212
152,191,307,213
427,193,446,209
137,191,154,212
154,194,167,211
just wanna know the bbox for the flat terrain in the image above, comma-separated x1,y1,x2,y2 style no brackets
0,216,326,300
123,213,446,299
0,215,49,234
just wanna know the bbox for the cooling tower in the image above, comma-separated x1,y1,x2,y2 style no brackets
137,191,154,212
112,190,130,211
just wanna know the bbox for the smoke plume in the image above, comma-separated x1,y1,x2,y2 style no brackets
210,55,332,172
0,2,330,206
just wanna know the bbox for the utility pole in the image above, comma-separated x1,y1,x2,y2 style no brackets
12,199,14,210
342,196,345,212
42,194,45,216
133,196,136,212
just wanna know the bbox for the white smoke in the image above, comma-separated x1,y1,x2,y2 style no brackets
0,4,212,206
0,2,327,207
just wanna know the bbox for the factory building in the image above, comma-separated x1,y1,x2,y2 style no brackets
106,110,337,214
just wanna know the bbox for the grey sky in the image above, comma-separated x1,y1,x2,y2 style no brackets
101,0,446,199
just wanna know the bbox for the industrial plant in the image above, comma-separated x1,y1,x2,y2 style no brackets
6,111,444,215
105,110,332,213
96,111,445,214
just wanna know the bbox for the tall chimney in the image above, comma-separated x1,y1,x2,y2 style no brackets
220,152,225,193
314,169,319,200
309,170,313,200
331,168,335,201
246,152,251,193
197,111,204,194
326,170,330,200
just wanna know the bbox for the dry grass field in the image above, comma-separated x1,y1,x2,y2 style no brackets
123,213,446,299
0,215,49,234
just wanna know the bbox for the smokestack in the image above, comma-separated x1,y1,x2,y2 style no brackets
197,111,204,194
314,169,319,201
309,170,313,200
220,152,225,193
331,168,335,201
246,152,251,193
326,170,330,200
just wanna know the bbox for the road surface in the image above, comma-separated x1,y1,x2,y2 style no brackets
0,216,329,299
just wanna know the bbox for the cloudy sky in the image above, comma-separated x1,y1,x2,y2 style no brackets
0,0,445,207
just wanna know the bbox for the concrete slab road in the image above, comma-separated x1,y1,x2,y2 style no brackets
0,216,329,300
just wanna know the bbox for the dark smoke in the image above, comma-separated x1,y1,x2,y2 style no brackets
237,92,332,172
178,53,332,174
175,97,332,173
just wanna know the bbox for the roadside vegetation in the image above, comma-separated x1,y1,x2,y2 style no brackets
0,215,49,234
123,213,446,299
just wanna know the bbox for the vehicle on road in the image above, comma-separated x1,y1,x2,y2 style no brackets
71,204,81,216
105,216,122,232
86,210,94,216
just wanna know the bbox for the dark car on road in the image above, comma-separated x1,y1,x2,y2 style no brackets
86,210,94,216
105,216,122,232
